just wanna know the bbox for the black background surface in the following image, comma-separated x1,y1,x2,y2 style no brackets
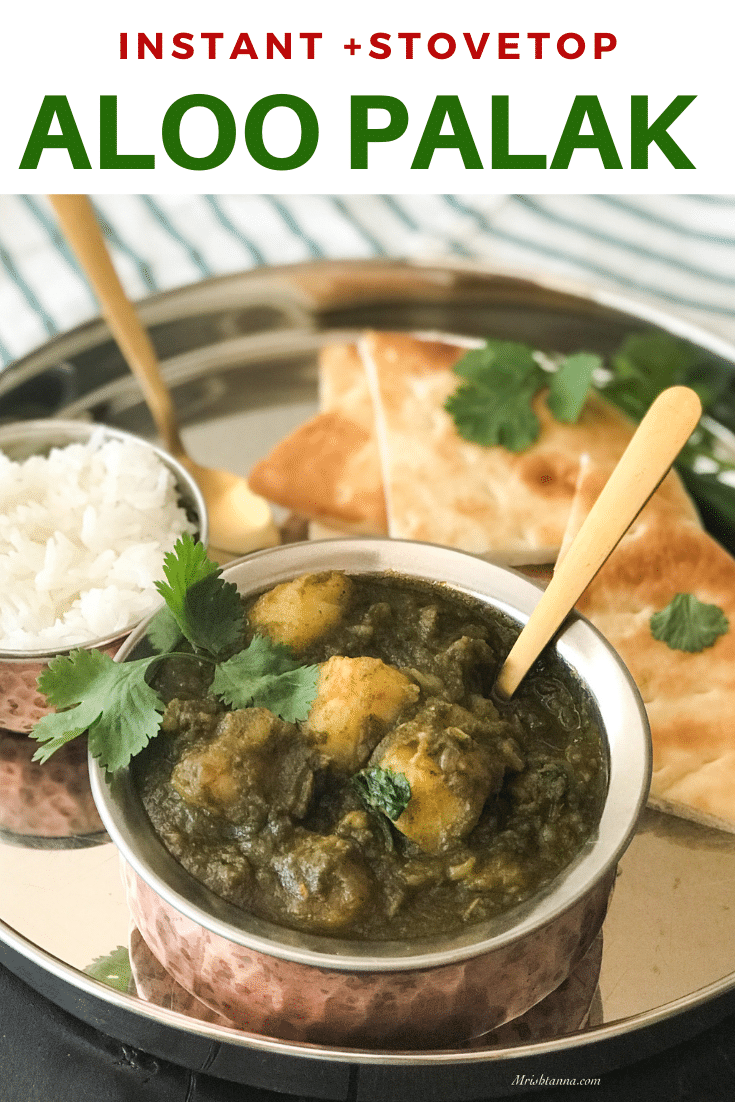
1,960,734,1102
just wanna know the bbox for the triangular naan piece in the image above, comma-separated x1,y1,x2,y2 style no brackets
564,461,735,832
248,343,387,534
251,331,700,569
557,452,701,561
360,331,648,562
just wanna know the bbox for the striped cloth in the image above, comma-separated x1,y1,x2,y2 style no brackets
1,194,734,371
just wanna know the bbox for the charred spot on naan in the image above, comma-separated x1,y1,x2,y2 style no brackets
516,453,581,500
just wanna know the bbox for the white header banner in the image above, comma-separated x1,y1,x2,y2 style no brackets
0,0,731,193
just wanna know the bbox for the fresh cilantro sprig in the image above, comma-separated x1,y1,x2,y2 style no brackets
353,766,411,822
30,535,319,773
650,593,729,653
445,340,601,452
546,351,600,424
213,635,320,723
34,649,166,772
447,342,543,450
155,534,243,660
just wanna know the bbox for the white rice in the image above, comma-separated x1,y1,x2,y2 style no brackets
0,431,197,651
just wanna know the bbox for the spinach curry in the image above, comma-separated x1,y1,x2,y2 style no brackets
136,571,607,940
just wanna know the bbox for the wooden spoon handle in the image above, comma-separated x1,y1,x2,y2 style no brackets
48,195,185,458
495,385,703,698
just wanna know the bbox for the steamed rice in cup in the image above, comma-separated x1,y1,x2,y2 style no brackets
0,420,207,732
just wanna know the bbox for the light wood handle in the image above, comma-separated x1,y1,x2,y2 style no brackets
495,385,703,698
48,195,184,458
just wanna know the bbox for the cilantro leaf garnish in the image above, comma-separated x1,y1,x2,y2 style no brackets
445,341,596,452
154,533,242,659
182,574,244,660
33,649,165,772
353,766,411,822
452,340,538,383
599,330,735,527
446,375,541,451
602,331,699,420
547,352,601,423
31,539,320,771
155,532,219,609
146,605,184,655
85,946,133,994
650,593,729,652
212,635,320,723
446,341,544,451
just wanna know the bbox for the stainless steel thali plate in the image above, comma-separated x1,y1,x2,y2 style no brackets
2,259,735,1100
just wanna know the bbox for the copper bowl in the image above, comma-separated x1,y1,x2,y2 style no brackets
128,921,605,1043
0,730,107,846
0,419,207,732
90,538,651,1048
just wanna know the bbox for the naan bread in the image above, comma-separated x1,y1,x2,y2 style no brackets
557,453,701,560
248,343,387,534
251,332,699,563
360,331,646,562
564,461,735,832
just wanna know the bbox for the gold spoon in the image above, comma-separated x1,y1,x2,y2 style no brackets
48,194,280,557
496,384,703,698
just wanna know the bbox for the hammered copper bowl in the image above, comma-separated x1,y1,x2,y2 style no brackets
0,419,208,732
90,538,651,1049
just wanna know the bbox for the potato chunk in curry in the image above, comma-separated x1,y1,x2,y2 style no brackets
376,710,502,855
248,570,354,651
171,708,318,824
270,830,372,932
305,655,419,772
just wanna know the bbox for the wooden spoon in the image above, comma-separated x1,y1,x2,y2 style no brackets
495,385,703,698
48,194,280,556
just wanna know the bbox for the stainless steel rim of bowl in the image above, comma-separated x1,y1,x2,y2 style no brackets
89,537,652,973
0,418,208,660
